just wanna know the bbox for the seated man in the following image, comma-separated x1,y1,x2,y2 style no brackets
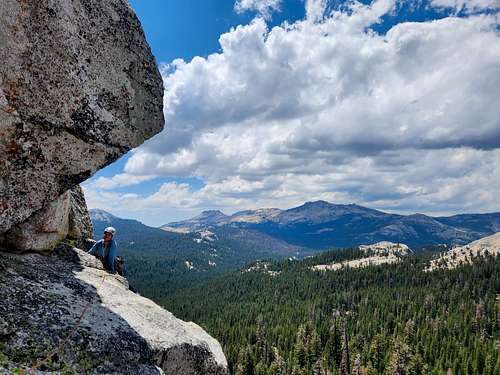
88,226,118,274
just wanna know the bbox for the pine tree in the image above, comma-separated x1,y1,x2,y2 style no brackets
256,314,270,365
328,317,342,367
308,327,322,366
403,320,415,346
365,362,377,375
294,325,307,368
475,303,484,333
408,351,426,375
291,365,302,375
368,334,384,373
235,345,254,375
493,352,500,375
340,320,350,375
269,347,285,375
387,338,411,375
352,353,362,375
314,358,324,375
255,361,267,375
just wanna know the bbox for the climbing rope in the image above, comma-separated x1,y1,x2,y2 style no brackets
25,272,108,374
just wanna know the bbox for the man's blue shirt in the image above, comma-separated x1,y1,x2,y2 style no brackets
88,239,117,273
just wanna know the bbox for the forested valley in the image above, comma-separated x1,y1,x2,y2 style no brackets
157,250,500,375
92,211,499,374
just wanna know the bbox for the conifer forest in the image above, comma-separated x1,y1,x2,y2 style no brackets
152,250,500,375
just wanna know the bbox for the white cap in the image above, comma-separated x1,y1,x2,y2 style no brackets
104,226,116,235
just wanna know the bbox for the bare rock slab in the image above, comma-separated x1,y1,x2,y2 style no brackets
426,232,500,271
0,0,164,233
0,244,228,374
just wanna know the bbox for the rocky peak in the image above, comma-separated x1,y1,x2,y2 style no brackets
163,210,228,232
196,210,228,221
276,200,383,225
303,200,331,206
89,209,117,223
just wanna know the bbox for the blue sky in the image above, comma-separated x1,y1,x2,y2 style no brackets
129,0,306,62
83,0,500,226
84,0,306,188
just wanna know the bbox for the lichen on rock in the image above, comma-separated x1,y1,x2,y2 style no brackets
0,0,164,235
0,186,93,253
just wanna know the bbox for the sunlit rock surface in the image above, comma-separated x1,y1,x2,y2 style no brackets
426,232,500,271
312,241,410,272
0,245,228,374
358,241,410,256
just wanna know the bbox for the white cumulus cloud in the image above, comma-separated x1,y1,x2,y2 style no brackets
234,0,282,19
88,174,157,190
85,0,500,224
431,0,500,12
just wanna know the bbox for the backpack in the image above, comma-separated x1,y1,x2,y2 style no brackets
114,256,124,276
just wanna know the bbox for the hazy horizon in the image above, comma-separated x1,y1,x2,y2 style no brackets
89,198,500,228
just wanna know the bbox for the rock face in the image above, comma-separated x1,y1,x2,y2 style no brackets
0,1,229,374
312,241,410,272
359,241,410,256
0,0,164,235
0,186,93,252
0,244,228,374
67,186,94,250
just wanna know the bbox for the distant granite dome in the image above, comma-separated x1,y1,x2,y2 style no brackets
359,241,410,256
312,241,410,272
426,232,500,271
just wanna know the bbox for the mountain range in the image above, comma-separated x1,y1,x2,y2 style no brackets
89,209,302,296
162,200,500,249
89,203,500,375
90,202,500,296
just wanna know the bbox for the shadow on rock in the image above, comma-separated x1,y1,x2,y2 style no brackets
0,244,227,374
